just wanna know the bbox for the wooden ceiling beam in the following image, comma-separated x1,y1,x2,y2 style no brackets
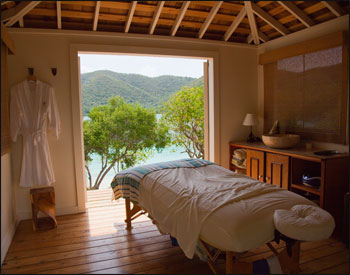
247,33,253,44
56,1,62,29
18,17,24,27
277,1,315,27
149,1,164,34
256,2,326,33
244,1,259,45
258,31,269,43
321,1,345,17
223,6,246,42
251,2,290,35
3,1,41,27
170,1,190,36
1,1,12,6
30,8,94,19
247,30,269,44
191,1,243,12
63,1,249,24
26,8,251,34
198,1,223,39
93,1,101,31
125,1,137,33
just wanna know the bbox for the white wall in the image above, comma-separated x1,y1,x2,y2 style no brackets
1,154,17,264
7,29,258,221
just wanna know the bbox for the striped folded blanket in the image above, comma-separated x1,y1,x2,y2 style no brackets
111,158,215,204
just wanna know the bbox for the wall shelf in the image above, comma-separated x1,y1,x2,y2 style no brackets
290,183,320,196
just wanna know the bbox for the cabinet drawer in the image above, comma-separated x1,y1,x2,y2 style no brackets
246,149,264,181
266,153,289,189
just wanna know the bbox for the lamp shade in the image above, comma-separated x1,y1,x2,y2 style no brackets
242,113,257,126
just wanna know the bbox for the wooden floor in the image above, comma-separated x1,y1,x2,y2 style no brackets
1,189,349,274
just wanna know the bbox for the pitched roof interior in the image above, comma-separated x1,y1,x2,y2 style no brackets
1,1,348,45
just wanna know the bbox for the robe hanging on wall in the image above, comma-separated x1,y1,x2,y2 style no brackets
10,79,60,187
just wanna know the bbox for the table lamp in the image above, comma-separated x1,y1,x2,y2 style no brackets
242,113,257,142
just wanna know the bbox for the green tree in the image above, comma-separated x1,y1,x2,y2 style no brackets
161,86,204,159
83,96,170,190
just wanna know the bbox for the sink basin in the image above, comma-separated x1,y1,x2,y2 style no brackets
262,134,300,149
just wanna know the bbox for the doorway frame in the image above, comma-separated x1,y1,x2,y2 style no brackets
70,44,220,212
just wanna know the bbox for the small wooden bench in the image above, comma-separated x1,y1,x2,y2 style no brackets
30,187,58,231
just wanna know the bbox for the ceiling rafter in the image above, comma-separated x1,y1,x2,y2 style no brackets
258,31,269,43
56,1,62,29
1,1,11,5
247,31,269,44
198,1,223,39
223,6,246,42
277,1,315,28
93,1,101,31
321,1,345,17
244,1,259,45
251,2,291,36
3,1,41,27
19,17,24,27
64,1,248,24
170,1,190,37
149,1,165,35
1,1,347,45
125,1,137,33
25,8,251,34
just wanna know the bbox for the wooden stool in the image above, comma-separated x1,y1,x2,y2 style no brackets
30,187,58,232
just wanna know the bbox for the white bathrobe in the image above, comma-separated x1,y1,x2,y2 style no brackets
10,79,60,187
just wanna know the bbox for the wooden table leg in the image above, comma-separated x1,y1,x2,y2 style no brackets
226,251,234,274
125,198,132,230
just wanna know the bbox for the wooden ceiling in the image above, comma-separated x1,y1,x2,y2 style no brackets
1,1,349,45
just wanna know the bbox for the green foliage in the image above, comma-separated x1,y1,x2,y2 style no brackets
81,70,203,115
83,96,170,190
161,86,204,159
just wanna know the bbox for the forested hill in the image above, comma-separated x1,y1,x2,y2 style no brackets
81,70,203,115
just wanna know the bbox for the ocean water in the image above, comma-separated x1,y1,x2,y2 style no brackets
85,145,188,189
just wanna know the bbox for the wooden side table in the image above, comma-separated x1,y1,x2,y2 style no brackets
30,186,58,231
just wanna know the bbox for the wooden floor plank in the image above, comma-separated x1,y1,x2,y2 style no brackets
316,262,349,274
3,241,176,274
5,230,164,261
2,235,170,270
8,224,158,253
1,189,348,275
37,247,184,274
300,250,349,274
12,220,153,245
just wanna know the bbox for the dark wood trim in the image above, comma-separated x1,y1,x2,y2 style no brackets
259,31,346,65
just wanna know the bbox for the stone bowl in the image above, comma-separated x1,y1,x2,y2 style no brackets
262,134,300,149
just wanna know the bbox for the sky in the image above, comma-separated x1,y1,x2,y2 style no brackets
78,54,206,78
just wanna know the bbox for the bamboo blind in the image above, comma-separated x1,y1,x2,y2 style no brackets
263,33,348,144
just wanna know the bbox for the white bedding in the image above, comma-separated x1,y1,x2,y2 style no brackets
139,164,315,258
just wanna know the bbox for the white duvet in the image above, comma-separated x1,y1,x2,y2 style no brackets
138,164,313,259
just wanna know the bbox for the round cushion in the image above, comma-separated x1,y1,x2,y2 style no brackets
273,204,335,241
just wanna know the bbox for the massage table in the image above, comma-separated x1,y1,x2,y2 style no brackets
111,159,334,274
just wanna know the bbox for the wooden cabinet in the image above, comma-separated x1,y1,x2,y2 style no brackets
246,149,264,181
229,141,349,239
245,150,289,189
266,153,289,189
